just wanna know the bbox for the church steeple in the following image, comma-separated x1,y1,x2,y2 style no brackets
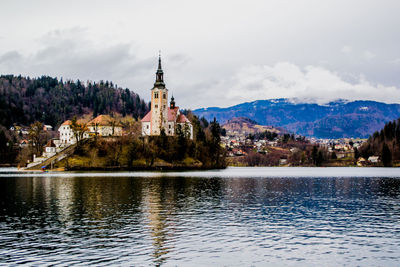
154,53,165,88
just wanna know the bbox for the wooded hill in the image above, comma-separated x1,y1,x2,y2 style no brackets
0,75,149,128
360,118,400,166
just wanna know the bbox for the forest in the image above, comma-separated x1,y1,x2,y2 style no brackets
359,118,400,166
0,75,149,128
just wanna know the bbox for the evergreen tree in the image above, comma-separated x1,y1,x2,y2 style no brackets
382,143,392,167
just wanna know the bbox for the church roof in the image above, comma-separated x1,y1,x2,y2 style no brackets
141,112,151,122
177,114,190,123
141,107,182,123
168,107,179,122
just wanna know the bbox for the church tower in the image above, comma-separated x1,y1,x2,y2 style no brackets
150,55,169,135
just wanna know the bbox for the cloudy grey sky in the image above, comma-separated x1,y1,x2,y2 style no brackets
0,0,400,109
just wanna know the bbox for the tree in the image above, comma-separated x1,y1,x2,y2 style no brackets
209,118,223,167
28,121,45,155
93,122,99,138
71,116,88,145
108,118,117,136
175,124,186,160
311,146,318,165
316,151,324,166
382,143,392,167
354,147,360,159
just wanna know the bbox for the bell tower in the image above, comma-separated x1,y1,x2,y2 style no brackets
150,54,169,135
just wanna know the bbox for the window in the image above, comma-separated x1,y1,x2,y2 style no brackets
147,125,149,129
155,104,158,108
163,93,166,99
154,92,159,98
163,105,166,109
169,124,171,129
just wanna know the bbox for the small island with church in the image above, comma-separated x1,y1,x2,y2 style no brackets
22,55,226,171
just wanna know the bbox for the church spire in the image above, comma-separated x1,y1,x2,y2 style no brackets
154,52,165,88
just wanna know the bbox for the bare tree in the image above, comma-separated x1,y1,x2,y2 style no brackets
71,116,88,145
28,121,46,155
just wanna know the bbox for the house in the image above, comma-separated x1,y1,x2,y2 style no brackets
43,139,57,158
58,115,122,145
58,119,89,145
58,120,75,144
279,159,288,165
368,156,380,164
141,55,193,139
87,115,122,137
43,125,53,131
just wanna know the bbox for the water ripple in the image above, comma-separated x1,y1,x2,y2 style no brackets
0,173,399,265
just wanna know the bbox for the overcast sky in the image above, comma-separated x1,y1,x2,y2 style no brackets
1,0,400,109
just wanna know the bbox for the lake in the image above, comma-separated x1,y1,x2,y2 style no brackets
0,167,399,266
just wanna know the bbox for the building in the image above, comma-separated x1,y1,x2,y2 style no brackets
87,115,122,137
59,120,75,144
368,156,380,164
43,125,53,131
58,115,123,145
43,139,57,158
141,55,193,139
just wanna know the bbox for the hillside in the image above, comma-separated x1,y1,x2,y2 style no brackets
222,117,283,136
0,75,149,128
194,99,400,138
359,118,400,166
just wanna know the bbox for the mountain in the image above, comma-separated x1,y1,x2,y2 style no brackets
193,99,400,138
0,75,149,128
222,117,283,136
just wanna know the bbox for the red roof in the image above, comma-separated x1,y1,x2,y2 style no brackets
141,107,181,123
141,112,151,122
88,115,116,126
45,139,56,147
168,107,179,122
177,114,190,123
61,120,72,125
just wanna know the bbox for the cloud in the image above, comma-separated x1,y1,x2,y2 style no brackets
0,28,156,97
392,58,400,65
0,51,22,62
363,50,376,61
191,62,400,108
341,46,352,54
0,28,399,110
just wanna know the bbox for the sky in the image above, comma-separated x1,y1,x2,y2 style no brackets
0,0,400,109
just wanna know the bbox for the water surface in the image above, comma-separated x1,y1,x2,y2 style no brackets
0,167,399,266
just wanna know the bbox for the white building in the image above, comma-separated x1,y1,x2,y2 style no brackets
58,120,75,144
87,115,122,137
58,115,122,145
58,120,89,145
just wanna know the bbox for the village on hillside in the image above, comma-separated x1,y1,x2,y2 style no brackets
220,118,375,166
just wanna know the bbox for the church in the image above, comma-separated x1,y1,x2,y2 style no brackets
141,56,193,139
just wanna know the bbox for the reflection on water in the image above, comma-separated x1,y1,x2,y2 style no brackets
0,171,399,266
